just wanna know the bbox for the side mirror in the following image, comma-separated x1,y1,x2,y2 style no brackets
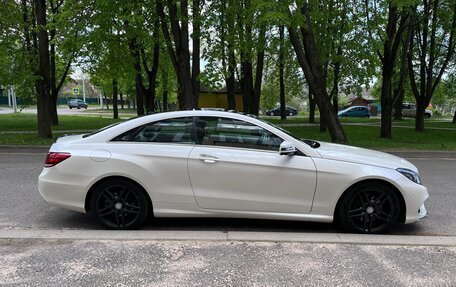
279,141,297,155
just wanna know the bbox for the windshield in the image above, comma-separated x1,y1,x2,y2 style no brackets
258,118,320,149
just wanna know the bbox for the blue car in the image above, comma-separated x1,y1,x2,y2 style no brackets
337,106,370,118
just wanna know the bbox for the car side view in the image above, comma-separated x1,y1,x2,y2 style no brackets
68,99,88,109
401,103,433,118
265,107,298,116
38,110,428,234
338,106,370,118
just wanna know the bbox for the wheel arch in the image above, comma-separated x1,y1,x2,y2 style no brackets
333,178,406,224
84,175,153,216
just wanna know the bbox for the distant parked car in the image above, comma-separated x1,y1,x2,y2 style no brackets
266,107,298,116
338,106,370,118
68,99,88,109
401,103,432,118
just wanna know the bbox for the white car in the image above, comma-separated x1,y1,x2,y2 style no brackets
38,110,428,233
401,103,433,118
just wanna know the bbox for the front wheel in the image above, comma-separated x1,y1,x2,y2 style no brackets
90,179,149,230
337,183,400,234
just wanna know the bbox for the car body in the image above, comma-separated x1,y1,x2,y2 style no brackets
338,106,370,118
38,110,428,233
68,99,88,109
265,107,298,116
401,103,433,118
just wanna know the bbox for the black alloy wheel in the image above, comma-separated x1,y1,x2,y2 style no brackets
338,183,400,234
90,179,149,229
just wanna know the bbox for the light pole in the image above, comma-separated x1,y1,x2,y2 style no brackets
82,76,86,103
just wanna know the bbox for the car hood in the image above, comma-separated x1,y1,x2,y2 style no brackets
314,142,418,172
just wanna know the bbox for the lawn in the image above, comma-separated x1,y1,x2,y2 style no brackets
0,113,455,150
0,113,123,132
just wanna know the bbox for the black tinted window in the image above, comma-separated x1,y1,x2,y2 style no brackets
195,117,283,151
112,117,195,144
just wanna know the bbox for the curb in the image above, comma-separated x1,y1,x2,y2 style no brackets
0,145,50,153
1,230,455,247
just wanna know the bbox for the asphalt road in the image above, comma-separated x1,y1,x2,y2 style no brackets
1,151,455,286
0,151,454,236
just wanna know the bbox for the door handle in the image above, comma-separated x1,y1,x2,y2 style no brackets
199,154,218,163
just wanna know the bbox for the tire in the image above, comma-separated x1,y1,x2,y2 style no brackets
77,106,80,109
69,107,72,109
425,114,431,119
337,182,400,234
90,179,149,230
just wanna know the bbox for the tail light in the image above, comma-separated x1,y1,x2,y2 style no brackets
45,152,71,167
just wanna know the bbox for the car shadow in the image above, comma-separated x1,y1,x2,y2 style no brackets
39,210,438,236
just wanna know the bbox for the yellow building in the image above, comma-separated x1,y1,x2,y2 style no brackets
198,85,243,111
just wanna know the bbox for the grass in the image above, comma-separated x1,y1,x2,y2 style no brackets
0,113,455,150
0,113,123,132
285,125,456,150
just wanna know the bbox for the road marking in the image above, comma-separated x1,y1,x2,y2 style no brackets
0,230,455,247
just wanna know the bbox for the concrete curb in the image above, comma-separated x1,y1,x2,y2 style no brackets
1,230,455,247
0,145,50,153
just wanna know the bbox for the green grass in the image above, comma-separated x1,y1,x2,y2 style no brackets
0,113,455,149
285,125,456,150
0,113,123,132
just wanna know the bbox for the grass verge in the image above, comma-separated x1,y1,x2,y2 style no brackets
0,113,455,150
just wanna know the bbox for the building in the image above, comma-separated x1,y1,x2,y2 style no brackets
198,83,243,111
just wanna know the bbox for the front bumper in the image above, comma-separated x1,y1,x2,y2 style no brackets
394,176,429,224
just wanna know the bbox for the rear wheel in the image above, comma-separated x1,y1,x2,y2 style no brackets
90,179,149,229
338,182,400,234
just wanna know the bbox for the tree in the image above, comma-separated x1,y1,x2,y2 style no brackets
157,0,197,109
365,1,413,139
34,0,52,138
287,2,347,143
408,0,456,131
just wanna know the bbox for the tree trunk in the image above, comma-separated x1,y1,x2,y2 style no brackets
192,0,201,107
380,68,393,138
279,25,286,120
379,4,409,139
287,11,346,143
252,25,266,116
162,68,168,111
34,0,52,138
112,79,118,119
453,110,456,124
415,100,426,131
104,91,109,110
226,0,236,110
319,115,327,132
157,0,196,110
309,92,316,123
129,37,145,116
120,93,124,109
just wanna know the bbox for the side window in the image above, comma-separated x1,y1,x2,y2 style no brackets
111,117,195,144
195,117,283,151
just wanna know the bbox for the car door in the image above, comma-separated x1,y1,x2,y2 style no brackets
109,117,196,204
187,116,317,213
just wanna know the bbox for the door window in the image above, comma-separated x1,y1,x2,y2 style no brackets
195,117,283,151
111,117,195,144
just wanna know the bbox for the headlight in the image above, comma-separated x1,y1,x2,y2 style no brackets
397,168,422,185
